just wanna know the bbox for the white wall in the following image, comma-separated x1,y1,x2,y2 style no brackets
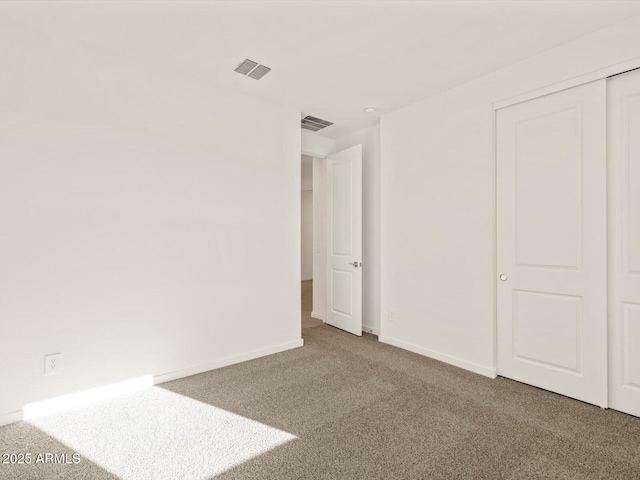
301,130,335,158
301,190,313,281
0,18,301,424
334,125,381,334
380,15,640,376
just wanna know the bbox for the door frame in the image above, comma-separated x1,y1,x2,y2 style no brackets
491,56,640,379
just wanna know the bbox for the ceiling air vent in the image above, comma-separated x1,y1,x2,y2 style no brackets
234,59,271,80
301,115,334,132
248,64,271,80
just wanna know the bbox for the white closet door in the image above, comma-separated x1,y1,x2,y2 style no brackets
497,80,608,407
608,69,640,418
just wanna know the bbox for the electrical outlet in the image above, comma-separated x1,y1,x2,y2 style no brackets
388,310,396,323
44,353,62,375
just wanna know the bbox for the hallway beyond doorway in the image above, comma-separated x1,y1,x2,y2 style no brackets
301,280,322,329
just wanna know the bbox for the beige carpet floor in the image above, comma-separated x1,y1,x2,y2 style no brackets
1,297,640,479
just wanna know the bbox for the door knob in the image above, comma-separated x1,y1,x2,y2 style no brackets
499,274,508,281
349,262,361,268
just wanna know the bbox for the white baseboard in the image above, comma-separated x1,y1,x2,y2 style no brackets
0,410,23,427
378,336,496,379
154,338,304,385
362,325,380,335
311,312,325,321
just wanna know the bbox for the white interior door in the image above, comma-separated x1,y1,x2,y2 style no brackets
497,80,608,407
608,69,640,418
326,145,362,336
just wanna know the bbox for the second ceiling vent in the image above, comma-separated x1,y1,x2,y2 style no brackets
234,59,271,80
301,115,334,132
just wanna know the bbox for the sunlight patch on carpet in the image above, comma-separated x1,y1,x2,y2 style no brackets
26,381,296,479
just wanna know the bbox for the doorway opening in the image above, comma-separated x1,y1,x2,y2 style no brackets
300,146,363,335
301,154,323,330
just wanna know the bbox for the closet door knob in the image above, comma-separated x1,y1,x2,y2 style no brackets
499,274,508,281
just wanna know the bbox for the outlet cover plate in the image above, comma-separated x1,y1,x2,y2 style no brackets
44,353,62,375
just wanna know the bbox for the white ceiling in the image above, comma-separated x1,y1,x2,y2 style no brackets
2,1,640,138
